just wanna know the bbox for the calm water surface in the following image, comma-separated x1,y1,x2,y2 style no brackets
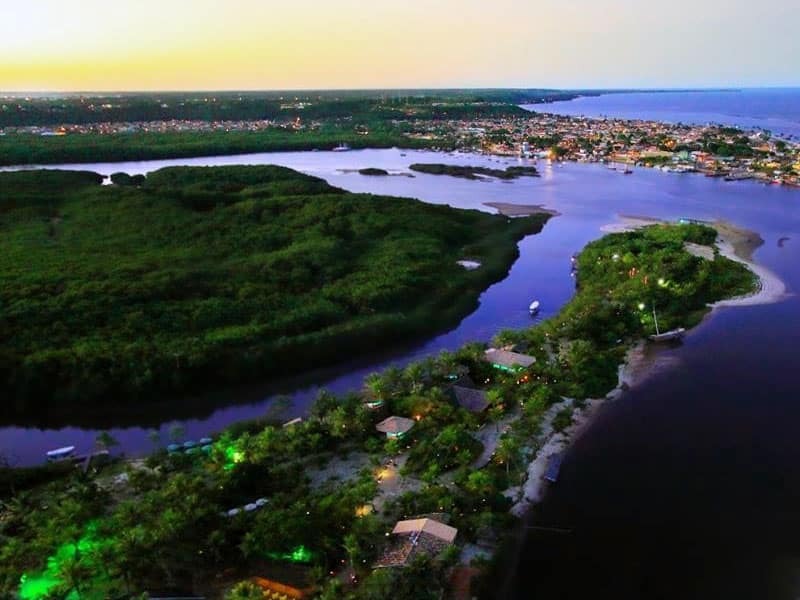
4,148,800,596
529,88,800,139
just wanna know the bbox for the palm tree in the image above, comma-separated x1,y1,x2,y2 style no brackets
495,435,520,476
147,429,161,450
168,424,185,444
95,431,118,453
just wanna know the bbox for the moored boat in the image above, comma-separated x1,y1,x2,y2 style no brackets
46,445,76,461
529,300,540,315
544,453,563,483
648,303,685,342
649,327,686,342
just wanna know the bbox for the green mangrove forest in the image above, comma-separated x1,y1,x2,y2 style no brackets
0,166,548,415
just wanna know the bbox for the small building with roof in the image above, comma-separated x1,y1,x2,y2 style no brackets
375,416,415,439
484,348,535,372
449,385,489,413
373,516,458,568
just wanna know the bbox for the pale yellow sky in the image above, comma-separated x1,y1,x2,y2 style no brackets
1,0,798,91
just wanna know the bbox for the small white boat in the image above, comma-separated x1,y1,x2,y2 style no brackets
649,304,685,342
46,446,76,461
332,143,351,152
529,300,540,315
650,328,686,342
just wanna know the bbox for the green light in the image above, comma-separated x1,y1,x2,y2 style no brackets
222,445,245,470
19,573,60,600
19,522,105,600
266,545,313,564
291,545,312,563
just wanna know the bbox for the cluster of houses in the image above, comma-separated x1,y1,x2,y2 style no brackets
366,347,537,571
410,112,800,187
231,345,539,599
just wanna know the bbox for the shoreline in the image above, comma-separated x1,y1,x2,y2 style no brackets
601,215,787,306
507,216,788,518
483,202,562,218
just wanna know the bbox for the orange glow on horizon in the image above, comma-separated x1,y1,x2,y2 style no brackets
1,0,798,91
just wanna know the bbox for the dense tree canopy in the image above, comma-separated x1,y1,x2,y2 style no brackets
0,166,548,415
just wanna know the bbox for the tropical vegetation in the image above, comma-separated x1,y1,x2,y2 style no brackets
0,166,548,416
0,222,756,600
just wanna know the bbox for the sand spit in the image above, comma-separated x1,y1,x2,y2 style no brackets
484,202,562,218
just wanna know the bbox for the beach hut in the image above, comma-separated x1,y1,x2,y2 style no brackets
449,385,490,413
484,348,535,372
392,517,458,543
375,416,415,439
374,516,458,568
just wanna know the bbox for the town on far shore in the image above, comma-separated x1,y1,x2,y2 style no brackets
4,94,799,187
412,112,800,187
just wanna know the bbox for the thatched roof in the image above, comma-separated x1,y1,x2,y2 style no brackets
374,517,458,568
375,416,415,435
484,348,535,369
450,385,489,413
392,518,458,544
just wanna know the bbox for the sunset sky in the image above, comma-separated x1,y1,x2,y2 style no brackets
2,0,798,91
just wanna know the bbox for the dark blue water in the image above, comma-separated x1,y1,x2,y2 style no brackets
528,88,800,139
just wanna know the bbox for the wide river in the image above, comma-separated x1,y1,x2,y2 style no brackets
529,88,800,139
3,148,800,597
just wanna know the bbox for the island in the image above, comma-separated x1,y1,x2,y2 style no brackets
357,168,389,176
0,166,550,418
1,222,758,600
409,163,540,180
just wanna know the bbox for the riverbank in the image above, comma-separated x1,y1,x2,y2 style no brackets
483,202,561,217
506,217,784,520
484,202,562,218
508,343,648,518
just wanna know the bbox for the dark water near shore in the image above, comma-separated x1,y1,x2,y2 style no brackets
3,147,800,596
510,298,800,599
530,88,800,139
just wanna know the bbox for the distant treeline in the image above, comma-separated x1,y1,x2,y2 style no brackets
0,90,575,128
0,165,550,416
0,127,439,167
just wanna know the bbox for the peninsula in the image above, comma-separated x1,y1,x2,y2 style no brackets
1,222,758,600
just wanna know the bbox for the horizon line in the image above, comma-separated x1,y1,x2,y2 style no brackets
3,85,800,96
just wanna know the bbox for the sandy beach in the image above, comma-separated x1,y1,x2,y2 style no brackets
601,215,787,307
509,344,650,517
484,202,562,218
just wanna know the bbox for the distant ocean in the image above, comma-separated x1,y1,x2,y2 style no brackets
525,88,800,139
